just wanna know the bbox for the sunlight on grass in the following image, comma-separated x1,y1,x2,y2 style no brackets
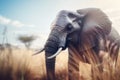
0,47,120,80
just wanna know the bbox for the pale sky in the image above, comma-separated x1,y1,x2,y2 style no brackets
0,0,120,48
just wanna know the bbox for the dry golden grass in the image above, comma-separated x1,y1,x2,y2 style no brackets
0,47,120,80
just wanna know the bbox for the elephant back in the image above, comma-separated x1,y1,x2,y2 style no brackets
77,8,112,35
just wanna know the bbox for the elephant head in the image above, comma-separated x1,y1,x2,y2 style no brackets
45,10,83,59
34,8,113,80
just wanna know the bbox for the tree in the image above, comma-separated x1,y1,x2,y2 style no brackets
18,35,36,49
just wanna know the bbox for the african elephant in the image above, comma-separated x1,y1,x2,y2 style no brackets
34,8,120,80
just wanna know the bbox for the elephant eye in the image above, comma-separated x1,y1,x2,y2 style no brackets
66,24,73,31
68,13,76,18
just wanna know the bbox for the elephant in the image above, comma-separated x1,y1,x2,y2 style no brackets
34,8,120,80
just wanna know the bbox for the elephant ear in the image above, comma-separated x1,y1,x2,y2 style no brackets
77,8,112,35
76,8,112,51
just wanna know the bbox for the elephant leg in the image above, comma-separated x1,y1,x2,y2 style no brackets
68,53,80,80
45,56,56,80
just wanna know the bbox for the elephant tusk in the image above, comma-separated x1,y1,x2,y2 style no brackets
47,47,62,59
32,48,45,56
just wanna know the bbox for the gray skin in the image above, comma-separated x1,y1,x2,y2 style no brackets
39,8,120,80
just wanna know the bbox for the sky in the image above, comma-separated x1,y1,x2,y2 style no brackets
0,0,120,48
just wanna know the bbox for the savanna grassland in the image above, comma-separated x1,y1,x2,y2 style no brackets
0,47,120,80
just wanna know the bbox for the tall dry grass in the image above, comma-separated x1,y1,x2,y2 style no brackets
0,47,46,80
0,47,120,80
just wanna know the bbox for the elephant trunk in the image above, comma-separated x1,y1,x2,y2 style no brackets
45,53,56,80
45,29,60,80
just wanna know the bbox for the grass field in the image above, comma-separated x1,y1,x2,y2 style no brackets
0,47,120,80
